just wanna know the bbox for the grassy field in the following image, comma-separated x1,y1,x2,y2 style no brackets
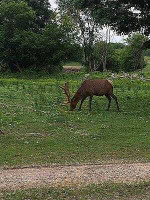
0,71,150,167
1,182,150,200
0,60,150,199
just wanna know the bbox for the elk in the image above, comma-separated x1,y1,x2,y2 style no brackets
60,79,120,111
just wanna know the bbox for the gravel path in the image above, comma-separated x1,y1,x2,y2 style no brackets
0,163,150,190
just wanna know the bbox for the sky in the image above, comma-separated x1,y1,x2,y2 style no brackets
49,0,57,9
49,0,127,43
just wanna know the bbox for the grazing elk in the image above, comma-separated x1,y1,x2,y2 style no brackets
60,79,120,111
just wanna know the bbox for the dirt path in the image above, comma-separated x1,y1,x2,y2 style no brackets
0,162,150,190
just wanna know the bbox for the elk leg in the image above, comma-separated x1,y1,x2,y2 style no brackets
105,94,111,111
89,96,93,111
111,94,120,111
78,97,87,111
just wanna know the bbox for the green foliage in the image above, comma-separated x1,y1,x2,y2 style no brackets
93,42,124,72
27,0,53,30
120,34,147,72
0,0,35,71
144,56,150,78
92,34,147,72
0,0,73,73
81,0,150,36
57,0,103,72
64,44,83,63
144,49,150,56
0,0,35,31
78,0,150,50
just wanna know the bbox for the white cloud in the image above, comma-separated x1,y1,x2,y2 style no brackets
49,0,57,9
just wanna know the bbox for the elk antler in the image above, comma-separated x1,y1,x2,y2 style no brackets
59,82,71,105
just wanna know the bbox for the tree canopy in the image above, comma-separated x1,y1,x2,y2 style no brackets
0,0,73,72
81,0,150,34
26,0,54,30
78,0,150,48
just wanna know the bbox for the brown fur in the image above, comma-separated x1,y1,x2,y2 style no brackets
70,79,120,111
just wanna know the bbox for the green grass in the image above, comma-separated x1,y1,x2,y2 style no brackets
1,182,150,199
0,69,150,168
0,61,150,198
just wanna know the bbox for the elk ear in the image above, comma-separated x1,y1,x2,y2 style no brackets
59,82,71,105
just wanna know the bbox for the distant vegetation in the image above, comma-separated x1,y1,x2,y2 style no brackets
0,0,149,73
144,49,150,56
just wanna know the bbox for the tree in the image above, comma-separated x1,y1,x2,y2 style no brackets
92,34,147,72
0,0,54,30
25,0,54,31
57,0,103,71
80,0,150,48
63,43,83,63
0,0,36,72
93,42,124,72
120,33,147,71
0,0,72,72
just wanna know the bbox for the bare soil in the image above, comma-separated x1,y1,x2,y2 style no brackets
0,162,150,190
63,66,82,72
